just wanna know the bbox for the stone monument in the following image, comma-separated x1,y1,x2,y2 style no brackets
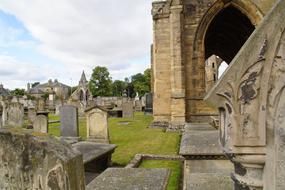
85,106,109,143
122,101,134,118
6,102,24,127
0,128,85,189
60,105,80,143
33,114,48,133
205,1,285,189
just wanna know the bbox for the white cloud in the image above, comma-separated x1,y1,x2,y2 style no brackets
0,54,61,89
0,0,153,86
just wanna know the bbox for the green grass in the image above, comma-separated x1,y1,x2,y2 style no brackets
48,112,182,189
140,160,182,190
109,112,181,165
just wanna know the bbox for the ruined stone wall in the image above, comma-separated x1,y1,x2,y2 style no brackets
152,0,277,126
152,1,172,122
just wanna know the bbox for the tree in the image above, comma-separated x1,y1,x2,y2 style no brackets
89,66,112,97
131,68,151,97
31,82,40,88
11,88,25,96
112,80,127,97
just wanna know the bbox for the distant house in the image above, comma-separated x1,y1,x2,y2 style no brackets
0,84,10,97
27,79,70,101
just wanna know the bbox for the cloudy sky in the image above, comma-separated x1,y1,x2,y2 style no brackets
0,0,153,89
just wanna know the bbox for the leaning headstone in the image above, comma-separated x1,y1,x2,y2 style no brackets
6,102,24,127
60,105,80,143
122,101,134,118
85,106,109,143
33,114,48,133
28,108,37,123
0,128,85,189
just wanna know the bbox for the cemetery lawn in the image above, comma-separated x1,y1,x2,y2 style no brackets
48,112,181,190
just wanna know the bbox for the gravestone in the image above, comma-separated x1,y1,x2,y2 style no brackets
28,108,37,123
60,105,80,143
85,106,109,143
122,101,134,118
134,100,142,112
0,128,85,189
55,104,61,115
37,98,46,111
6,102,24,127
33,114,48,133
144,93,153,115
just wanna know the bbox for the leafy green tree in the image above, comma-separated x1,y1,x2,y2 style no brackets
131,68,151,97
11,88,25,96
89,66,112,97
31,82,40,88
112,80,127,96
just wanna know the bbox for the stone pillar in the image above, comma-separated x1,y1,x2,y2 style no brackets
169,4,185,129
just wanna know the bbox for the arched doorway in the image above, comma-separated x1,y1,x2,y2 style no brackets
204,6,255,64
186,0,263,122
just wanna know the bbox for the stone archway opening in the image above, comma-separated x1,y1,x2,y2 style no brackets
204,5,255,64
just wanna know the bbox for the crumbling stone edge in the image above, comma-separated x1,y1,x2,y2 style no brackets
125,154,185,168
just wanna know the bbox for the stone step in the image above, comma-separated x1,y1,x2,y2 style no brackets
184,123,216,131
179,130,223,156
183,160,233,190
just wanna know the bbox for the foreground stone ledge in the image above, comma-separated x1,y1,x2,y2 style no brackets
0,127,85,190
86,168,170,190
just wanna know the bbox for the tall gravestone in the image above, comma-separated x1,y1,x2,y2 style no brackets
60,105,80,143
6,102,24,127
85,106,109,143
122,101,134,118
0,128,85,189
145,93,153,115
33,114,48,133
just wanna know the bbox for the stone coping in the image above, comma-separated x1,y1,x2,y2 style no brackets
72,141,117,164
179,130,224,156
86,168,170,190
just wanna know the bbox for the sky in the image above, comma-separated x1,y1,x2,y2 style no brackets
0,0,153,89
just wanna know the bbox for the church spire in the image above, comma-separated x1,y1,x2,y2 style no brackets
80,70,87,83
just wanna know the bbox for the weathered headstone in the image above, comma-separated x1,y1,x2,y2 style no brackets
145,93,153,115
6,102,24,127
0,128,85,189
28,108,37,123
122,101,134,118
85,106,109,143
134,100,142,112
37,98,46,111
33,114,48,133
55,104,61,115
60,105,80,143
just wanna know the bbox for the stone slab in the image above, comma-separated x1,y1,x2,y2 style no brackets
72,141,116,164
179,130,223,156
86,168,170,190
60,105,79,137
184,123,216,131
183,160,233,190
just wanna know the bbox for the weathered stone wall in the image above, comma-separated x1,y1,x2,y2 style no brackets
0,128,85,189
152,0,277,126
